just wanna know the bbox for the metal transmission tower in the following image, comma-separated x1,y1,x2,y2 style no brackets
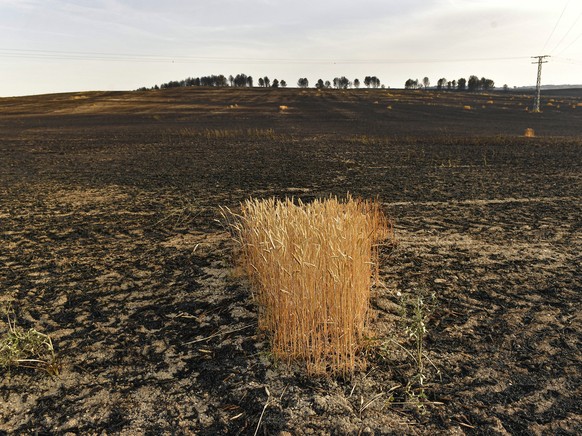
531,55,550,112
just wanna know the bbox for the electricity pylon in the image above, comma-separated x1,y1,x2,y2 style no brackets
531,55,550,112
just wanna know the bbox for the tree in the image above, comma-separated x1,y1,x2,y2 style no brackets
280,80,287,88
365,76,380,88
437,78,447,90
422,77,430,89
263,76,270,87
333,76,350,89
228,75,234,87
467,75,480,92
503,84,509,92
315,79,325,89
447,81,452,90
297,78,309,88
452,79,457,90
481,77,495,90
234,73,248,87
247,76,253,87
324,80,331,88
404,78,419,89
258,77,265,87
353,78,360,88
197,75,228,87
458,78,466,91
272,78,279,88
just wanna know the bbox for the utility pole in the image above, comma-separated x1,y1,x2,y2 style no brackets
531,55,550,112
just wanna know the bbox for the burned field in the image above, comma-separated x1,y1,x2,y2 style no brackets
1,88,581,434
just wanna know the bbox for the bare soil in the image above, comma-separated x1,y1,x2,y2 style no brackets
1,87,581,434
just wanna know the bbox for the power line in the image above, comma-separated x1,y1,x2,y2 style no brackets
556,28,582,55
553,56,582,65
0,48,530,65
551,10,582,54
542,0,570,53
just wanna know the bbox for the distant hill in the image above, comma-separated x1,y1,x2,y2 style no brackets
509,85,582,98
515,84,582,90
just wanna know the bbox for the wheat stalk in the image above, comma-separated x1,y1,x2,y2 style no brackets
228,195,392,376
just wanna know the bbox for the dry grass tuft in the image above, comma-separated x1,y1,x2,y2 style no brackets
524,128,535,138
179,128,277,140
0,309,59,376
225,196,393,376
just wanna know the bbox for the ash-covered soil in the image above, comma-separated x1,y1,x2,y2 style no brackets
1,88,581,434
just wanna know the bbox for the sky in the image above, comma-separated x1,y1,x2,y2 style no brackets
1,0,581,97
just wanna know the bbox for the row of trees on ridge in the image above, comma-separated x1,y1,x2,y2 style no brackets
139,74,385,91
406,75,495,91
139,73,497,91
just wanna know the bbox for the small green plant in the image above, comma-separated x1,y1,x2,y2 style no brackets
0,308,59,376
403,296,429,410
402,292,442,411
372,290,441,413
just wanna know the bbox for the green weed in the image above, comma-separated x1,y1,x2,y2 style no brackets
0,307,59,376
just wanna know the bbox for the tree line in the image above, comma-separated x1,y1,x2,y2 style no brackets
405,75,495,91
138,74,384,91
139,73,497,91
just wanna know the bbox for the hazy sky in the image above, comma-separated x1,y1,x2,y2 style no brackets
1,0,581,96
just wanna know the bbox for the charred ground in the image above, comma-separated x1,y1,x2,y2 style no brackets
1,87,581,434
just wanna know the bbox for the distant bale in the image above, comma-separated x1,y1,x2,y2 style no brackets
576,103,582,107
524,128,535,138
487,100,494,104
279,105,289,111
463,105,472,110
